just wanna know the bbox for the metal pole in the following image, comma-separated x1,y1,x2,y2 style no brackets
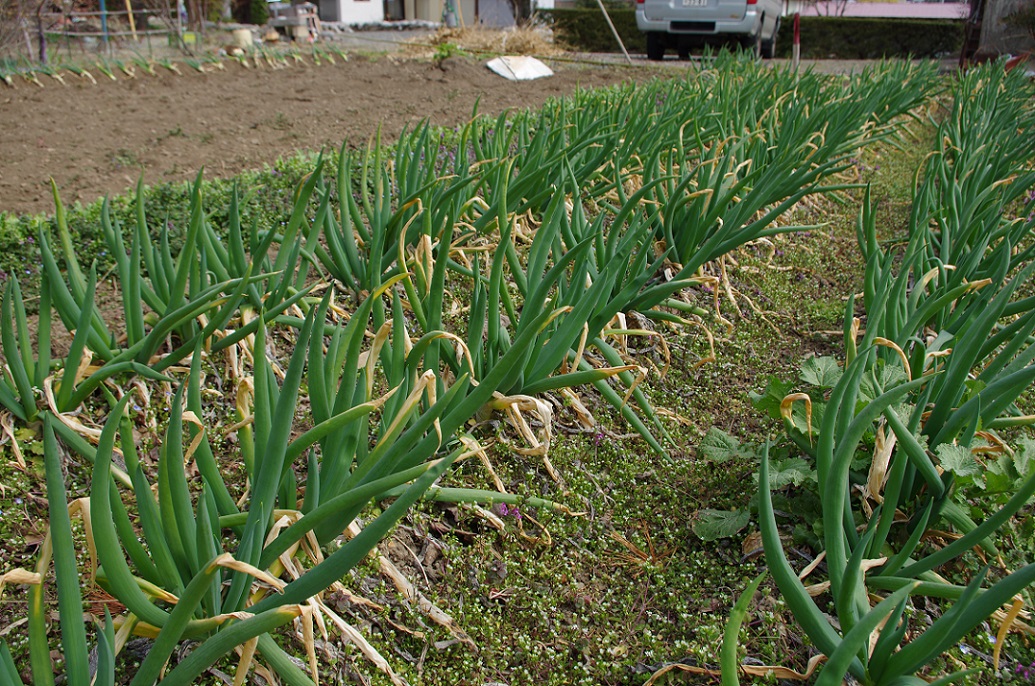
36,7,48,63
792,12,800,69
125,0,138,40
100,0,109,45
594,0,633,65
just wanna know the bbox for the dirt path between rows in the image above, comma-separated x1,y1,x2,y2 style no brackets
0,54,662,216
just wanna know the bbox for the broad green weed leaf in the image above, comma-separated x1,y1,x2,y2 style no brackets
693,509,750,542
699,428,749,463
749,377,795,420
962,378,987,401
984,454,1023,493
860,361,909,400
768,457,816,488
936,445,981,478
785,403,814,436
800,356,842,388
985,470,1014,494
1013,437,1035,478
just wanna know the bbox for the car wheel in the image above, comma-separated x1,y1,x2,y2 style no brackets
761,20,778,59
741,31,761,58
646,32,666,60
760,37,775,59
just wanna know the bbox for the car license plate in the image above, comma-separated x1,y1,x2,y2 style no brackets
682,0,707,6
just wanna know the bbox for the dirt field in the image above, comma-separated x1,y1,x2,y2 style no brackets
0,53,663,216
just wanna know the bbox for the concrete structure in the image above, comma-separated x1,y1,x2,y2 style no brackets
396,0,515,24
317,0,385,22
318,0,515,24
976,0,1034,55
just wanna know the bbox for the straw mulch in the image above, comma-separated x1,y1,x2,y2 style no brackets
403,25,564,58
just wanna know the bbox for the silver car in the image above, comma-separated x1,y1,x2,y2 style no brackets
635,0,782,59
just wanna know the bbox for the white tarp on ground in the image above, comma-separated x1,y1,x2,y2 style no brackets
486,56,554,81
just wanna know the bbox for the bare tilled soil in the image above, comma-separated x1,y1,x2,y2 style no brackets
0,54,661,216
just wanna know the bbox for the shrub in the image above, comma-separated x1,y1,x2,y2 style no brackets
541,8,645,52
773,16,963,59
249,0,269,25
541,9,963,58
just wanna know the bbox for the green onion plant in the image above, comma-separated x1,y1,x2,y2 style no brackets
760,60,1035,684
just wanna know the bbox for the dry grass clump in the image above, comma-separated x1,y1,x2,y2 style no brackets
403,25,563,58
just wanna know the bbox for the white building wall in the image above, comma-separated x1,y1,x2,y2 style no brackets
401,0,513,24
478,0,515,25
334,0,384,23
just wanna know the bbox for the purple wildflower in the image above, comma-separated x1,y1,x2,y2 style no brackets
496,503,522,520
